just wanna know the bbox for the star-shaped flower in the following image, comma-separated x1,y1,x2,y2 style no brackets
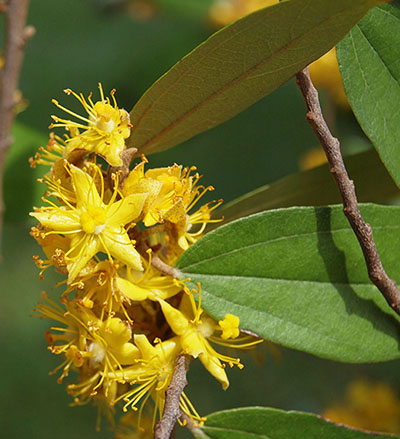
30,164,147,283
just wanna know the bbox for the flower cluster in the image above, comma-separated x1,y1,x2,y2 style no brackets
30,84,261,434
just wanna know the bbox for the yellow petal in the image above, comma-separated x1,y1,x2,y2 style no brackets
103,318,132,345
163,199,186,224
106,193,148,226
92,136,124,167
199,352,229,390
134,334,157,360
101,227,143,271
158,298,189,335
70,164,103,209
67,233,100,283
181,330,205,358
30,210,81,232
115,277,149,301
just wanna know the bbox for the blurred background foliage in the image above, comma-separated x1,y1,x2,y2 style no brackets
1,0,400,438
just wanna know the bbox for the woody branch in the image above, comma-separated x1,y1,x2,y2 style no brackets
0,0,34,259
296,67,400,316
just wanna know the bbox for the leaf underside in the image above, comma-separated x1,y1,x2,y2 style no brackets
337,2,400,188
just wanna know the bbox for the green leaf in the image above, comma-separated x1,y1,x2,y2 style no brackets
337,2,400,188
176,205,400,363
128,0,384,155
4,122,47,222
198,407,400,439
218,148,399,225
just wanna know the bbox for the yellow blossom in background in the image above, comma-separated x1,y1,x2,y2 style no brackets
323,380,400,434
50,84,131,166
298,147,327,171
308,48,349,109
208,0,277,27
208,0,348,108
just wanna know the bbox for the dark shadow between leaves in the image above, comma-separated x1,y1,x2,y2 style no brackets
314,206,400,350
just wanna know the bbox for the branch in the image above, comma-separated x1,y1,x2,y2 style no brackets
154,354,190,439
0,0,34,259
137,240,182,279
295,67,400,316
108,147,138,188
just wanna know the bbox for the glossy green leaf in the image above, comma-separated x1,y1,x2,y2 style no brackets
198,407,400,439
176,205,400,363
4,122,47,222
128,0,384,155
218,148,399,225
337,2,400,188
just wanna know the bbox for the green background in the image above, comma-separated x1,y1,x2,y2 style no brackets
1,1,399,438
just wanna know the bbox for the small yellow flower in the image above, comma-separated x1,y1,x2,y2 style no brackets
50,84,131,166
113,336,181,417
30,164,147,283
157,289,244,390
115,251,183,302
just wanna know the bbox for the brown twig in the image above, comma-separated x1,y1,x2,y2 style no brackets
137,240,182,279
295,67,400,316
108,146,138,188
181,412,206,437
154,354,190,439
0,0,34,259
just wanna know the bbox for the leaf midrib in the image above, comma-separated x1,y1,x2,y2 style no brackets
178,224,398,272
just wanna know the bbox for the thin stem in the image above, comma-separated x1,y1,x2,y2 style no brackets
295,67,400,316
154,354,190,439
108,146,138,189
137,240,182,279
0,0,34,260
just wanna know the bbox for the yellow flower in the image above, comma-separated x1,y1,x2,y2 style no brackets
115,251,183,302
50,84,131,166
123,160,222,257
157,288,247,390
113,335,205,428
30,164,147,283
113,336,181,418
323,380,400,434
123,161,189,227
36,293,141,403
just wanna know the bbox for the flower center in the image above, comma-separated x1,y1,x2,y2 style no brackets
80,206,107,234
88,342,105,365
93,101,117,133
198,316,215,338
